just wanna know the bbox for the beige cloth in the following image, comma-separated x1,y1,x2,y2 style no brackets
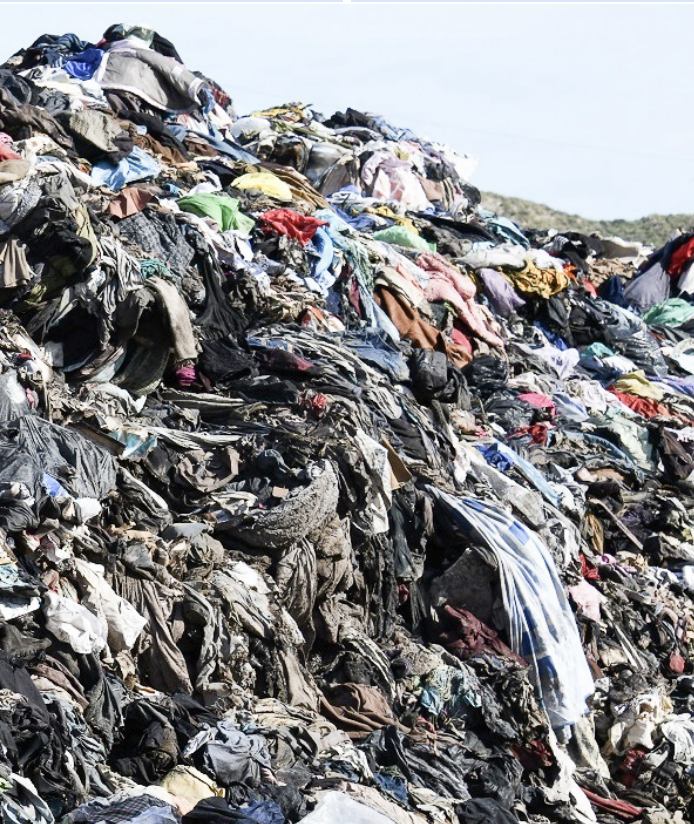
0,237,32,288
160,766,222,815
0,159,31,184
148,275,200,361
66,109,126,154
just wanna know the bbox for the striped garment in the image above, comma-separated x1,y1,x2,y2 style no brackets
430,488,594,728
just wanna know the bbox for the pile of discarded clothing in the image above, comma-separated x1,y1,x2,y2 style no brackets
0,22,689,824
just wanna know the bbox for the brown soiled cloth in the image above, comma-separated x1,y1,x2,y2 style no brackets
108,186,156,219
375,286,472,368
320,682,408,738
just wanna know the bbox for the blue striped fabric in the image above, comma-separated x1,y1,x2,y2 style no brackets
431,488,594,729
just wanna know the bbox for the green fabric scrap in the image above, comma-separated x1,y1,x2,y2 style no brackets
372,225,435,253
177,193,255,235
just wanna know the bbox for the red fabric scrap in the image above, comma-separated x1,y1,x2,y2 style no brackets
255,348,315,373
260,209,328,247
668,236,694,277
582,279,598,297
517,392,556,418
580,553,601,582
348,273,362,317
300,306,326,328
669,650,686,674
509,424,551,445
0,143,20,161
530,427,548,445
617,747,647,789
435,605,528,666
451,324,473,355
581,788,643,821
513,739,554,771
303,391,328,417
528,423,550,444
609,389,675,420
175,365,197,387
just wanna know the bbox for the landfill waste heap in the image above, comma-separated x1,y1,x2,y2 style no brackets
0,21,693,824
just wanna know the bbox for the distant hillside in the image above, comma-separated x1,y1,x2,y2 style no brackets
481,192,694,248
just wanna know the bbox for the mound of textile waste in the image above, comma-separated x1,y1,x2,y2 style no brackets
0,22,689,824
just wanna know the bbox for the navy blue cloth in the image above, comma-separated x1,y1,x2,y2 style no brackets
63,48,103,80
533,321,568,350
598,276,630,309
241,800,285,824
183,798,258,824
342,331,410,381
373,773,409,804
477,443,515,472
27,32,92,67
577,356,623,385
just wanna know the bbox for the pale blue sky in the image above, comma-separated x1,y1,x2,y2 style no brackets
5,3,693,220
